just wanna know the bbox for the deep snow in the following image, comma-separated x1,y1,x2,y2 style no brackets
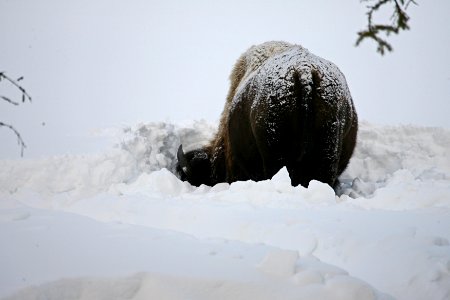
1,120,450,300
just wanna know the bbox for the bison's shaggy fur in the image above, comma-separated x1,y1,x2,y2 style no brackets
177,41,358,189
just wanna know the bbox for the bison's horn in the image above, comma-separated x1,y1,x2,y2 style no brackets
177,145,188,169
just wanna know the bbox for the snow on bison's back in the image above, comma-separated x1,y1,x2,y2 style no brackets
177,41,358,190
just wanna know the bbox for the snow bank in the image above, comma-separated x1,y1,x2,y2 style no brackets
0,120,215,200
344,121,450,185
1,120,450,300
0,206,390,300
343,121,450,209
2,120,449,209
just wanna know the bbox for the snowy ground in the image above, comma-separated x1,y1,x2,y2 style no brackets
1,120,450,300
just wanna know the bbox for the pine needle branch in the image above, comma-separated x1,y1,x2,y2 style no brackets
356,0,417,55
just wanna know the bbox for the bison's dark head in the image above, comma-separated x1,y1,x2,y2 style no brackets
176,145,213,187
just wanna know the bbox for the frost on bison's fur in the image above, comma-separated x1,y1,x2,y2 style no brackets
177,41,358,190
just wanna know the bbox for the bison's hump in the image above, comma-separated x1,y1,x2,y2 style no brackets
230,45,355,124
241,41,293,79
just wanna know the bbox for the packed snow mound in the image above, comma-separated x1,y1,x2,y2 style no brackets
120,120,216,174
1,120,449,209
343,121,450,189
1,120,450,300
0,120,214,200
4,272,387,300
0,205,393,300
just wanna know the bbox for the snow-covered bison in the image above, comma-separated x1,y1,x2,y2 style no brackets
177,41,358,190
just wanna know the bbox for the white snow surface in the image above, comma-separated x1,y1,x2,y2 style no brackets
1,120,450,300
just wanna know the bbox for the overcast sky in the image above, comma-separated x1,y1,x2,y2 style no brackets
1,0,449,158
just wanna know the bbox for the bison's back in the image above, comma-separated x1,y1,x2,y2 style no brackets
227,45,357,187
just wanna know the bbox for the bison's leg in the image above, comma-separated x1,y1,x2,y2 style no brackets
288,119,343,189
251,123,290,181
228,101,267,182
287,158,315,188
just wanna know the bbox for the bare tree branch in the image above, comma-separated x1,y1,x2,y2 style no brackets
0,72,32,103
1,71,33,157
0,121,26,157
1,95,19,106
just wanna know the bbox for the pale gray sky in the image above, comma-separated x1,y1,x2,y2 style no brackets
1,0,449,158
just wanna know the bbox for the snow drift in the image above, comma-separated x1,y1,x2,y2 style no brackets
1,120,450,300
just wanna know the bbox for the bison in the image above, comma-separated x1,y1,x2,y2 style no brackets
176,41,358,190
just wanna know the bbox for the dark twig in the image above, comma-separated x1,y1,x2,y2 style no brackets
0,72,32,103
1,95,19,106
0,121,26,157
1,71,33,157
